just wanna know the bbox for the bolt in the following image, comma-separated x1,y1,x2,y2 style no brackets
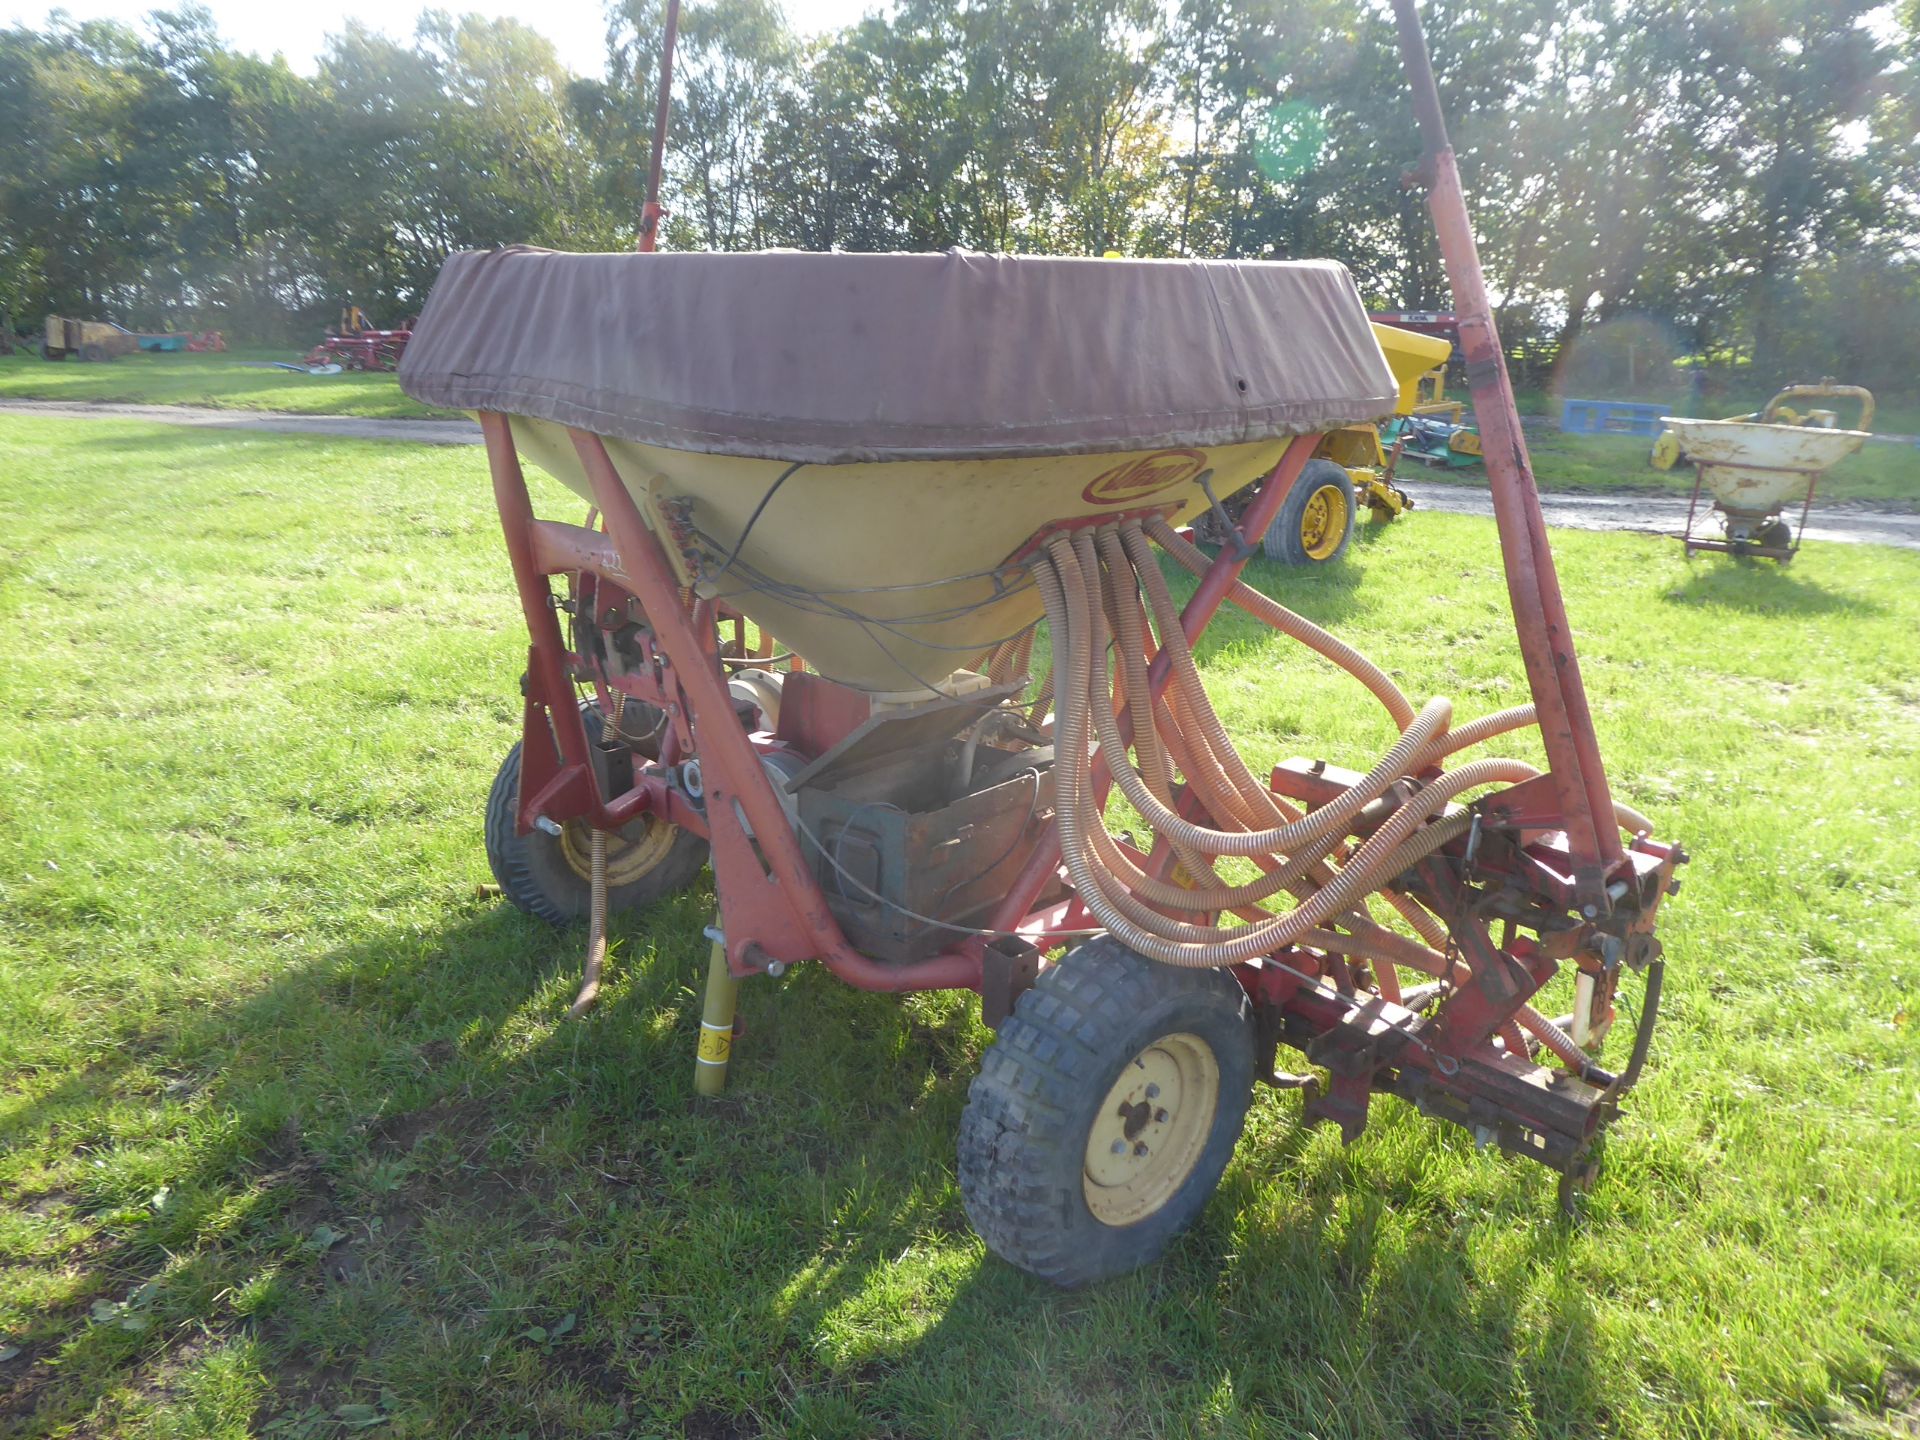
1110,1140,1127,1155
533,815,563,837
1154,1108,1168,1124
740,944,783,979
1133,1142,1149,1157
1581,904,1598,919
1144,1083,1160,1099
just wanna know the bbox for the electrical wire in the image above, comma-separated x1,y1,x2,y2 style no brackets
711,461,805,582
793,801,1105,942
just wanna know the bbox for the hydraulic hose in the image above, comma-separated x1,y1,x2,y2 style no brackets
1147,514,1416,728
1026,514,1646,1072
1056,531,1454,859
1035,542,1488,967
1429,703,1537,759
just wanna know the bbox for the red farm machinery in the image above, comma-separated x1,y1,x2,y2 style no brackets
391,0,1682,1286
304,305,414,371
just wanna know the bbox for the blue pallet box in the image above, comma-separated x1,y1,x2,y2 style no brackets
1560,398,1672,436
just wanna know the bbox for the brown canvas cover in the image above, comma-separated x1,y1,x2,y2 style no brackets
399,245,1399,464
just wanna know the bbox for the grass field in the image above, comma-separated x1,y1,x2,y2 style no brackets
1,417,1917,1439
0,350,449,420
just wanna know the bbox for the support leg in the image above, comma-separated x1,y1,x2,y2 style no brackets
695,931,740,1096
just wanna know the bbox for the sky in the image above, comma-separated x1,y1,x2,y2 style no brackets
0,0,882,74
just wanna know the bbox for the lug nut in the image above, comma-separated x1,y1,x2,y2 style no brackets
1144,1083,1160,1099
1110,1140,1127,1155
1133,1142,1149,1157
1154,1108,1168,1123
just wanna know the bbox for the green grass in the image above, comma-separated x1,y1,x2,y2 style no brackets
1,417,1917,1439
0,349,450,420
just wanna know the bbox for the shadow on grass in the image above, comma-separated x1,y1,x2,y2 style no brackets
3,888,1596,1439
1661,558,1883,616
0,899,602,1434
765,1142,1600,1438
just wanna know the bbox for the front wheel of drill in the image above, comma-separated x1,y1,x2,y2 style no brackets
957,937,1255,1287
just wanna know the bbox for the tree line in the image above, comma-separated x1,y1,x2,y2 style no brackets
3,0,1916,395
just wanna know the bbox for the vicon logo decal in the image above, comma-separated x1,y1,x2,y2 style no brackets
1081,449,1208,507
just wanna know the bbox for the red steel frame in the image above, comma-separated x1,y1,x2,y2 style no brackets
1389,0,1624,910
478,403,1677,1177
636,0,681,252
470,0,1679,1185
482,413,1323,994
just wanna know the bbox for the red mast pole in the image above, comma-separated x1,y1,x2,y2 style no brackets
1388,0,1625,904
637,0,682,252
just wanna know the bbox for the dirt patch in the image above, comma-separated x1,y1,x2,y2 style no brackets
551,1341,628,1404
367,1093,491,1157
684,1403,760,1440
0,1339,52,1425
251,1353,359,1437
626,1308,694,1364
696,1095,748,1124
360,1093,564,1231
417,1037,458,1067
1884,1369,1920,1435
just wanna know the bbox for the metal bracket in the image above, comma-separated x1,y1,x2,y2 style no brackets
979,935,1042,1029
1198,471,1258,562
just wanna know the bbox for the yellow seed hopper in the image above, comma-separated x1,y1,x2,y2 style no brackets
404,247,1403,690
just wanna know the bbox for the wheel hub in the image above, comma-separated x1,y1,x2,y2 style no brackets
1082,1032,1220,1226
1300,484,1349,560
559,815,677,887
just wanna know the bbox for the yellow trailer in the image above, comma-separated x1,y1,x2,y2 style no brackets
1198,321,1454,563
40,316,139,362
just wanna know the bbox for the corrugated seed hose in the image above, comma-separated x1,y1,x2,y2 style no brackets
569,694,621,1019
1024,518,1649,1079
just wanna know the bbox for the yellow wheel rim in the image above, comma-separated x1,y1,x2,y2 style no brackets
559,816,678,887
1082,1032,1220,1226
1300,484,1350,561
